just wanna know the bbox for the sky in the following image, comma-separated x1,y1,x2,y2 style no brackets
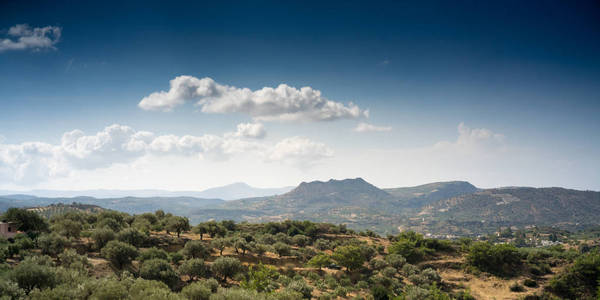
0,1,599,191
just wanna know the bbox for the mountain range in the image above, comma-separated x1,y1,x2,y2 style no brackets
0,182,293,201
1,178,599,236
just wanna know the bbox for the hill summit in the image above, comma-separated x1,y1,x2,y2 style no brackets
284,178,393,206
384,181,478,208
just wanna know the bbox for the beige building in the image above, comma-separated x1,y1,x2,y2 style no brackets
0,222,17,238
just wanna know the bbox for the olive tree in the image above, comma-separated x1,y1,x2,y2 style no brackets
193,223,209,240
37,233,69,256
50,219,83,238
9,256,57,292
182,240,210,259
101,240,139,269
273,242,291,257
211,238,229,256
211,257,242,282
91,227,116,250
332,245,367,272
139,258,180,288
178,258,208,282
138,247,169,262
166,216,190,237
307,253,331,270
117,228,147,248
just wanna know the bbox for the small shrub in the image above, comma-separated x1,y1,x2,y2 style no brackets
0,279,25,299
421,268,442,284
274,242,292,257
523,278,538,287
404,285,430,300
129,278,178,299
371,285,390,300
356,280,369,290
139,247,169,262
292,235,310,247
169,251,184,265
382,266,397,277
509,283,525,292
241,263,280,293
402,263,419,276
88,277,129,300
313,239,330,250
200,278,220,293
58,248,91,271
386,253,407,270
209,288,260,300
334,286,348,297
181,281,212,300
287,280,313,299
370,258,388,270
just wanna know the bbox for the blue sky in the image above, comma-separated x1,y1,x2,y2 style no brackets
0,1,599,191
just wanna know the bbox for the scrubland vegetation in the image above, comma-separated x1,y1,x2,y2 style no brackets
1,207,599,299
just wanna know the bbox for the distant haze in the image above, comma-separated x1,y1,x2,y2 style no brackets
0,182,293,200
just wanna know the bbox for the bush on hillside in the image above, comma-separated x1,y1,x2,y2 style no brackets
466,242,522,277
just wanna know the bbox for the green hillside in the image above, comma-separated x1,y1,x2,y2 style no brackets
414,187,600,235
384,181,478,208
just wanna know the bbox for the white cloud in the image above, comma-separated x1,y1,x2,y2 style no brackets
0,142,66,184
433,122,505,154
0,24,62,52
353,122,392,133
232,122,266,139
139,76,368,122
268,136,333,168
0,124,331,184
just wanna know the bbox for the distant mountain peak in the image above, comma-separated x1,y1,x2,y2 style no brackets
283,177,392,205
299,177,371,186
226,182,252,188
197,182,293,200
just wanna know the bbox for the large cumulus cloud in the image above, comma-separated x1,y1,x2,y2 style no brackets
139,76,368,122
0,124,332,184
